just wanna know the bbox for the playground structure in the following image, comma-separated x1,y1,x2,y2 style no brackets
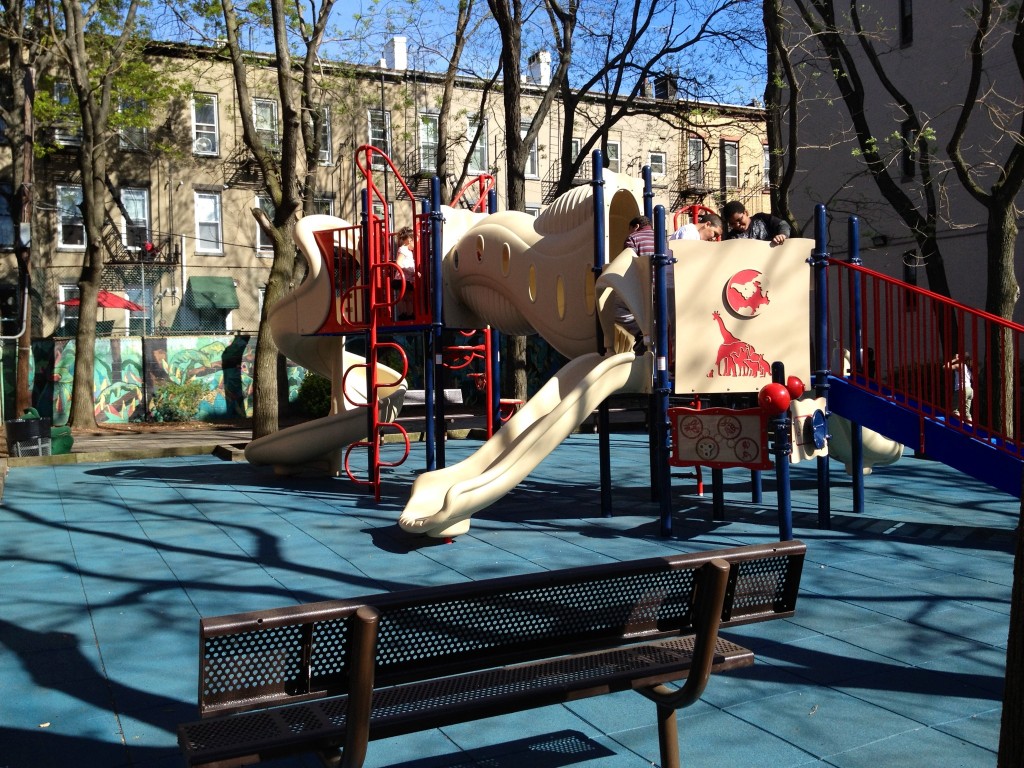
247,145,1024,539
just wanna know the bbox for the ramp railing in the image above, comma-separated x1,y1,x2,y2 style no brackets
829,258,1024,458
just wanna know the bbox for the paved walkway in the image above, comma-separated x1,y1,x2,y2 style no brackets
0,423,1017,768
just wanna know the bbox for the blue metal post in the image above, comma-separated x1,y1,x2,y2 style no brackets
592,151,613,517
486,189,502,435
642,166,659,501
423,182,444,468
848,216,865,513
772,361,794,540
812,204,832,529
652,205,673,537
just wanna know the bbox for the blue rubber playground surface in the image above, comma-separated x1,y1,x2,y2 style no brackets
0,432,1016,767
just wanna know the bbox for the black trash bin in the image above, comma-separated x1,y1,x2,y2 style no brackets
5,414,52,457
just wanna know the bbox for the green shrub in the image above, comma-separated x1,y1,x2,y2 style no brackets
297,371,332,417
152,379,207,422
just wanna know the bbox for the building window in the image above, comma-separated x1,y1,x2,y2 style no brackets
419,113,439,172
467,116,488,174
53,82,82,147
57,185,85,248
900,0,913,46
192,93,219,155
368,109,391,168
313,197,334,216
901,119,916,180
721,140,739,189
687,137,705,187
195,192,223,254
0,183,12,248
315,106,332,165
118,97,148,151
763,145,771,193
522,122,539,178
525,205,541,217
126,285,152,334
649,151,667,177
256,195,274,255
121,188,150,250
254,98,280,154
605,140,621,173
59,284,79,335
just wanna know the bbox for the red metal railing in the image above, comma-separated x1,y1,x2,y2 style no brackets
829,259,1024,456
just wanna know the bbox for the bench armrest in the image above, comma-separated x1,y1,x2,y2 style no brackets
321,605,379,768
638,557,730,710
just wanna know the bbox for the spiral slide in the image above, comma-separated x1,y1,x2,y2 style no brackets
399,351,652,538
244,215,407,473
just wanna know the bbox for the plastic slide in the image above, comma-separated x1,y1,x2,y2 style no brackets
244,215,407,472
827,349,904,474
399,351,652,538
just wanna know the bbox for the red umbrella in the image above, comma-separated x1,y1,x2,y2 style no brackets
59,290,144,312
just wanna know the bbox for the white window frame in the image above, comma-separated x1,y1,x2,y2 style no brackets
721,140,739,189
316,106,332,165
649,151,667,177
467,116,488,175
254,98,280,154
419,113,439,172
195,191,223,254
57,184,85,249
763,145,771,192
118,97,148,151
59,284,79,333
687,137,705,187
53,82,82,147
192,93,219,155
368,109,391,168
313,197,334,216
521,122,539,178
256,195,275,255
121,187,151,250
605,140,621,173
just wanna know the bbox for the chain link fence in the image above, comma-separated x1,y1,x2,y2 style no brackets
37,264,270,338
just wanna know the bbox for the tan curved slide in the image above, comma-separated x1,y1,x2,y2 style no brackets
399,351,652,538
244,215,407,473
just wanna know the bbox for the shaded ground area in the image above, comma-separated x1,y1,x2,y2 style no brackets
0,431,1015,767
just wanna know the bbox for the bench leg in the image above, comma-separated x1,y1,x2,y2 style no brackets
657,703,680,768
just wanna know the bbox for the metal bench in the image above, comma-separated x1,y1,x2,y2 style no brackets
178,540,805,768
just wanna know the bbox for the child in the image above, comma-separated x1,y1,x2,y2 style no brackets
394,227,416,319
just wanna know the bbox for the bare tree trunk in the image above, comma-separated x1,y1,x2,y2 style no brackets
999,482,1024,766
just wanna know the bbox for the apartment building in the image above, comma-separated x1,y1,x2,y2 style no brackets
0,38,769,339
780,1,1024,319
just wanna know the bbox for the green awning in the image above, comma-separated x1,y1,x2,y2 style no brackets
188,276,239,310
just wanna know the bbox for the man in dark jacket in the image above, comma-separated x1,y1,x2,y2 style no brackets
722,201,790,245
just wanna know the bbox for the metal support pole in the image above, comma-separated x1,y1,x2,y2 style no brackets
812,204,832,529
591,151,613,517
652,205,673,537
848,215,865,514
425,183,442,473
772,362,794,540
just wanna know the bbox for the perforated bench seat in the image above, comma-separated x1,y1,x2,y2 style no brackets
180,633,753,765
179,541,805,768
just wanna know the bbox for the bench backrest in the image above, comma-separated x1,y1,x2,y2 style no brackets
198,540,804,716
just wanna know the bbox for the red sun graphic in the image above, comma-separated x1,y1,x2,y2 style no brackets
725,269,771,317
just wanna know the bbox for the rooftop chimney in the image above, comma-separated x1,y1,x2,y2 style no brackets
528,50,551,86
384,36,408,71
